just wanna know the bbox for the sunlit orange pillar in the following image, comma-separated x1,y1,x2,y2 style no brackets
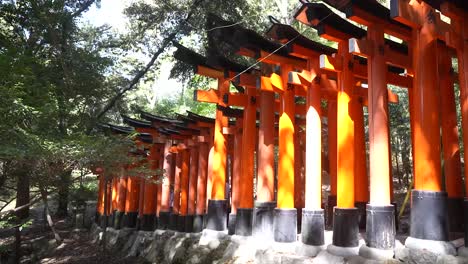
124,172,140,228
327,100,338,229
228,119,242,235
159,141,174,229
186,145,199,232
253,91,276,239
110,176,118,226
439,44,464,232
114,172,127,229
194,137,210,232
332,41,358,248
302,75,325,247
170,147,182,230
353,98,368,230
274,64,297,243
393,2,446,243
177,148,190,232
362,24,395,252
236,87,256,236
155,143,164,226
206,79,229,231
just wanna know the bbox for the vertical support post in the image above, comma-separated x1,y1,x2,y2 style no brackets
301,76,325,249
96,173,104,225
439,44,464,232
124,173,140,228
178,148,190,232
194,139,209,232
228,120,242,235
114,173,127,229
206,79,229,231
274,64,297,242
254,91,276,239
406,5,448,245
159,141,173,229
327,100,338,229
361,24,395,257
331,41,359,250
170,149,182,230
186,145,199,233
236,87,256,236
353,98,368,230
141,144,159,231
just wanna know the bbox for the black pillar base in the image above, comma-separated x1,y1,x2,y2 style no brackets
391,202,399,231
193,214,205,233
332,207,359,247
355,202,367,230
113,211,125,229
410,190,449,241
154,216,159,230
185,215,194,233
235,208,253,236
169,213,179,231
123,212,138,228
464,199,468,243
273,208,297,243
447,197,464,232
140,214,155,231
253,201,276,240
326,195,337,230
206,199,227,231
365,204,395,250
301,209,325,246
158,211,170,230
177,215,186,232
228,213,236,235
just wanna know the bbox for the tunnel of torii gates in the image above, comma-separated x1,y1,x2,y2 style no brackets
93,0,468,256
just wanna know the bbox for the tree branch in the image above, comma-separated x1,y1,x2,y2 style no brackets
93,0,205,122
71,0,97,18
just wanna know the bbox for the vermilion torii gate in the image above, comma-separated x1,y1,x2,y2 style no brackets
95,0,468,259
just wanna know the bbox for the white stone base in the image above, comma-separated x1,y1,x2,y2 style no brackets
327,244,360,257
295,243,325,257
359,244,394,260
405,236,456,255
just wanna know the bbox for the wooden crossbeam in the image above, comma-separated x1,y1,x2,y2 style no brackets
349,38,412,71
320,54,413,88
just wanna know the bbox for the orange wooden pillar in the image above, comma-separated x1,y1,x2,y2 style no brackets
206,79,229,231
170,147,182,230
327,100,338,229
353,97,368,230
447,6,468,244
332,40,359,248
392,1,447,243
141,144,159,231
186,145,199,232
177,148,190,232
439,44,464,232
159,141,174,229
235,87,256,236
294,128,305,230
114,173,127,229
253,91,276,239
124,172,140,228
228,118,242,235
274,64,297,243
194,138,210,232
302,72,325,247
110,176,118,226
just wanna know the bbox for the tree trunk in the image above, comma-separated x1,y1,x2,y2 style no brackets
15,163,30,220
56,170,72,217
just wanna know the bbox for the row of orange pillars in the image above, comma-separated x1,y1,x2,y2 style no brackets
95,0,468,258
